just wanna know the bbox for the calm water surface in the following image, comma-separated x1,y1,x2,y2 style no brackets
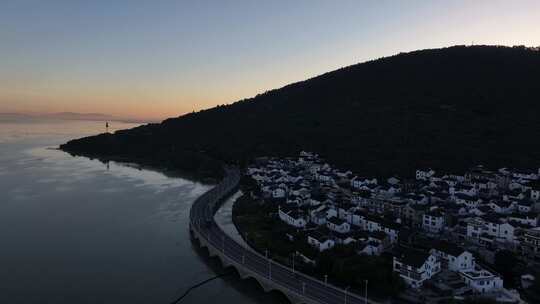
0,120,286,304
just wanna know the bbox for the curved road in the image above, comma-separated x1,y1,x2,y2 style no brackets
189,167,378,304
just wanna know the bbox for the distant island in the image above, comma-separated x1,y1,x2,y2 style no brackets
0,112,153,124
60,45,540,180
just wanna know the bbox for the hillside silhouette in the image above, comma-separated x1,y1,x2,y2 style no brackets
61,45,540,178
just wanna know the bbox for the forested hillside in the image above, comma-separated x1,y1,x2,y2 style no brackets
61,45,540,178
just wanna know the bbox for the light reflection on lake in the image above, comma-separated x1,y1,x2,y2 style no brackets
0,119,287,304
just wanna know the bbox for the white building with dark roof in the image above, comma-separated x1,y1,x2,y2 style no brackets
416,169,435,181
489,200,514,214
357,240,384,256
430,241,475,272
466,216,516,243
350,176,378,189
521,227,540,257
531,183,540,201
454,193,482,209
307,231,335,252
278,206,307,228
451,184,477,197
326,217,350,234
423,210,445,233
459,266,503,294
393,249,440,288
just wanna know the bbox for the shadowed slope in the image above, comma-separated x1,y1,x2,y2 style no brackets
61,45,540,177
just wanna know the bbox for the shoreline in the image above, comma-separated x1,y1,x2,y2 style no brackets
58,148,220,185
213,190,254,250
189,168,381,304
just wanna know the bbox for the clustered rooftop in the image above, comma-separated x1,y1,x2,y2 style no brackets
245,151,540,301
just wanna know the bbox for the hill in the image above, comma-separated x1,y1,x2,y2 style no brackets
60,45,540,179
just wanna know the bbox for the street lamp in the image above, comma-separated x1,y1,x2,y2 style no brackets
222,234,225,254
344,286,350,304
265,249,271,280
291,252,296,273
269,259,272,280
365,280,368,304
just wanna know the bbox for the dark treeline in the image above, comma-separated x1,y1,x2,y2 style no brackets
61,45,540,178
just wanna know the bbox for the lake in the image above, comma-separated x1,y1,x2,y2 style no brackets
0,119,286,304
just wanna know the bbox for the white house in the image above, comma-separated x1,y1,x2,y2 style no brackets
307,231,335,252
393,250,441,288
251,172,270,184
333,232,356,245
289,185,308,197
416,169,436,181
351,176,378,189
455,193,482,209
430,241,475,272
521,227,540,257
287,174,303,184
467,217,516,243
345,209,367,228
315,171,335,185
508,213,538,227
531,184,540,201
310,204,336,219
468,206,492,216
508,181,529,192
367,231,391,250
459,266,504,294
387,176,401,185
378,184,401,196
351,191,372,206
403,194,429,205
470,178,497,191
381,221,401,244
489,201,514,214
365,216,383,232
511,169,538,181
278,206,307,228
451,185,477,197
357,241,384,256
310,210,327,226
271,186,287,199
337,205,353,220
286,195,302,206
430,192,450,203
423,210,445,233
516,200,533,213
327,217,351,234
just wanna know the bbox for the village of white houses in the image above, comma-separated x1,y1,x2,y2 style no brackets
239,151,540,303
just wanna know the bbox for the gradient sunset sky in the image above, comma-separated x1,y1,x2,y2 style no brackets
1,1,539,121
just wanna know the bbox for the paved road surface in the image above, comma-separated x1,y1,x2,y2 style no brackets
190,167,378,304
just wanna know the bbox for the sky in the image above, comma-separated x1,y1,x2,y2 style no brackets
1,0,539,121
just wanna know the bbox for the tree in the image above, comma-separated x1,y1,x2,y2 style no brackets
494,250,518,288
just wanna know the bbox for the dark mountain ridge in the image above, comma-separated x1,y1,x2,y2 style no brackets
61,45,540,178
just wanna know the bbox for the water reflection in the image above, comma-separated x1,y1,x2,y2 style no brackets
0,120,286,304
